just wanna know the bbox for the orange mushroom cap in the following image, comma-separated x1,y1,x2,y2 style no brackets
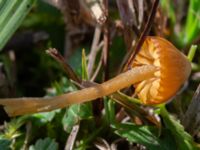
133,36,191,105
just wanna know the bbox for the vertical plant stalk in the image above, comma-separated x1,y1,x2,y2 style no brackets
116,0,137,50
137,0,144,28
102,26,109,80
187,45,197,62
183,0,200,46
102,0,109,81
91,51,103,81
87,26,102,78
21,121,32,150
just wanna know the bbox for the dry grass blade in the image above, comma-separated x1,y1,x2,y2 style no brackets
88,26,102,77
116,0,137,50
46,48,81,83
65,124,80,150
116,0,137,26
181,84,200,136
102,0,109,81
94,138,111,150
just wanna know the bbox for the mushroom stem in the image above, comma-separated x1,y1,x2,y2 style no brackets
0,65,157,116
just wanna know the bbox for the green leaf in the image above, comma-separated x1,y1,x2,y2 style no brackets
106,99,116,124
29,137,58,150
0,0,18,28
187,45,197,62
62,103,93,133
31,109,61,125
183,0,200,45
116,91,141,104
51,77,77,95
160,106,198,150
2,117,26,139
160,0,176,25
81,49,89,80
113,123,176,150
0,139,11,150
0,0,35,50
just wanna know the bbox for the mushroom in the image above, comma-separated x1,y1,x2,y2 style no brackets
132,37,191,104
0,36,191,116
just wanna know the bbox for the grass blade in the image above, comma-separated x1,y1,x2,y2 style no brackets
0,0,35,50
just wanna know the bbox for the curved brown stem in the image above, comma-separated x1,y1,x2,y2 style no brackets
0,65,157,116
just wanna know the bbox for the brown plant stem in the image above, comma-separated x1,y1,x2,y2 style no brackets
88,26,102,77
91,50,103,81
102,0,109,81
46,48,81,83
102,25,109,80
0,65,156,116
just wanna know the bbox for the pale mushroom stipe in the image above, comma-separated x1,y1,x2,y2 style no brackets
0,37,191,116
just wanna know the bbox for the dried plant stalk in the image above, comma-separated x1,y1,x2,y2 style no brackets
181,84,200,136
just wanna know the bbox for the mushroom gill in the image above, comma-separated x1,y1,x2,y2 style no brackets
133,36,191,104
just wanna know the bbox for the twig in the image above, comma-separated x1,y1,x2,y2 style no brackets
116,0,137,27
96,41,104,51
64,33,72,59
21,121,32,150
91,61,102,82
91,50,103,81
137,0,144,28
87,26,102,77
102,0,109,81
181,84,200,136
116,0,137,50
94,138,111,150
46,48,81,83
65,124,80,150
126,0,159,69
